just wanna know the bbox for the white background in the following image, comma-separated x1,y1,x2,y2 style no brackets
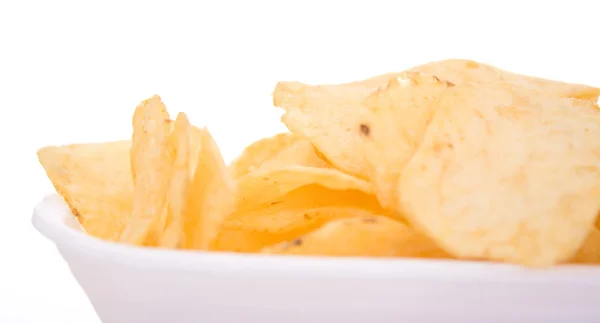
1,0,599,322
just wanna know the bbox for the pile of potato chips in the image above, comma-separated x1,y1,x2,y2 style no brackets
38,59,600,267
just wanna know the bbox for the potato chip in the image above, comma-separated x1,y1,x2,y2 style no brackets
262,215,450,259
214,206,379,253
120,96,173,246
273,60,600,188
160,113,193,248
258,137,331,171
273,81,377,179
235,165,374,213
409,59,600,101
398,82,600,266
37,141,133,240
163,119,204,178
570,228,600,264
182,128,237,250
323,59,600,101
243,183,384,213
359,73,454,208
229,133,297,178
229,132,331,180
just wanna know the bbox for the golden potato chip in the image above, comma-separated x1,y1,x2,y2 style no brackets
409,59,600,101
327,59,600,101
182,128,237,250
273,81,376,179
215,182,389,252
164,119,204,178
229,132,329,179
37,141,133,240
229,133,297,178
273,60,600,187
120,96,173,246
241,183,384,213
359,73,454,208
235,165,374,213
214,206,379,253
128,96,163,181
262,215,450,259
258,137,330,171
160,113,193,248
362,73,600,209
180,123,203,179
571,228,600,264
398,82,600,266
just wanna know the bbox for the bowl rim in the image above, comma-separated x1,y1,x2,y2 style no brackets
32,194,600,284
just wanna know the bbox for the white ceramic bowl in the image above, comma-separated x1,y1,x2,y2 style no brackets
33,194,600,323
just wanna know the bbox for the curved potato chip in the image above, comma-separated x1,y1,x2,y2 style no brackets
214,206,379,252
324,59,600,100
184,123,204,179
160,113,192,248
398,83,600,266
409,59,600,101
235,165,374,212
303,59,600,101
37,140,133,241
120,96,173,246
229,133,297,178
360,73,454,208
571,228,600,264
259,138,330,171
273,60,600,188
273,82,377,178
229,131,331,181
261,215,449,259
165,119,204,178
182,128,237,250
130,109,203,181
239,183,383,213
